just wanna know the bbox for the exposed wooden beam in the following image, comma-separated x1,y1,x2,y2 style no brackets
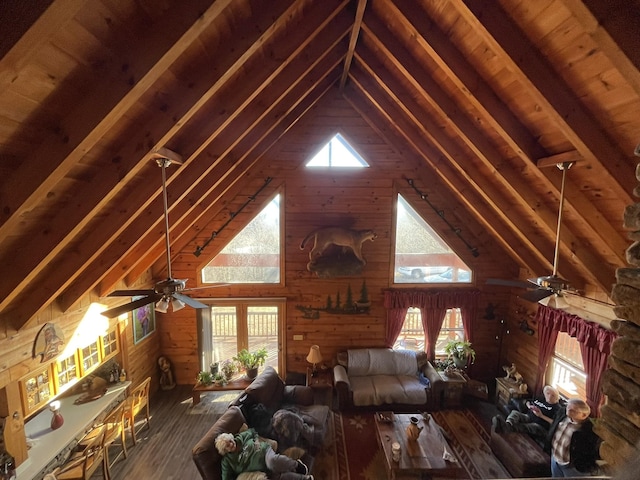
0,0,228,244
343,80,544,277
560,0,640,97
536,151,584,169
456,0,635,205
340,0,367,91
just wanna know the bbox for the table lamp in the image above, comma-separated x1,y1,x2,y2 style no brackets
306,345,322,377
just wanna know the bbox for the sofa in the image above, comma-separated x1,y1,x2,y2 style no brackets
489,398,552,478
333,348,443,411
192,366,330,480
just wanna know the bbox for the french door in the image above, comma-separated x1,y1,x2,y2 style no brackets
199,299,284,373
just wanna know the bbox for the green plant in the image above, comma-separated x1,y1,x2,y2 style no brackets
233,347,268,371
444,340,476,364
221,360,236,380
213,372,226,385
196,370,213,385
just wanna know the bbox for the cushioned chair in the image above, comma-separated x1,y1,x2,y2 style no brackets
53,425,107,480
123,376,151,446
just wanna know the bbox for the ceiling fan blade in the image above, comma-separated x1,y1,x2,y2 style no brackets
108,289,156,297
100,294,162,318
486,278,534,289
173,293,209,309
183,283,230,292
520,288,554,303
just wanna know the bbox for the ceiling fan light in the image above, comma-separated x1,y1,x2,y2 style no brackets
155,297,169,313
171,297,186,312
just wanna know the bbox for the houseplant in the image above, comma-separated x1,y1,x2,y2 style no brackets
221,360,236,381
444,340,475,368
196,370,213,386
233,347,268,379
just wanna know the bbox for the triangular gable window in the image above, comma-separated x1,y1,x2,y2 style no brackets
394,194,472,284
305,133,369,167
201,195,280,284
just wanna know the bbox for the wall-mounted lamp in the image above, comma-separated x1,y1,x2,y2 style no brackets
306,345,323,377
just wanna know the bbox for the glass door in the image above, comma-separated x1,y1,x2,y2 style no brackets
204,300,283,373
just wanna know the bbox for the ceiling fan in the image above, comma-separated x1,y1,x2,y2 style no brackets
101,150,218,318
487,161,577,303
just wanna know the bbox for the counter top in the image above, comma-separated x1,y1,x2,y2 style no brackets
17,381,130,480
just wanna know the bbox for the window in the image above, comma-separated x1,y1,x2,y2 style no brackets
101,327,119,360
394,194,472,284
80,340,101,375
54,353,79,393
548,332,586,399
20,366,54,415
305,133,369,167
202,195,281,284
392,307,464,356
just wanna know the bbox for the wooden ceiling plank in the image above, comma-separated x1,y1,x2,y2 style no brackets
73,72,338,308
560,0,640,97
348,63,553,274
0,0,89,88
456,0,635,205
105,45,346,291
0,0,228,246
339,0,368,91
0,0,235,310
537,150,584,168
365,10,627,269
343,81,542,276
351,55,611,290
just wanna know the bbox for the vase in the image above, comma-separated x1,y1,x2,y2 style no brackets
406,416,423,441
51,410,64,430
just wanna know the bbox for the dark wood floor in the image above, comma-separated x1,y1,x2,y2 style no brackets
107,385,237,480
103,385,503,480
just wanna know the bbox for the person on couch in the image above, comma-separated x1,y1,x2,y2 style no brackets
546,398,600,478
215,429,314,480
492,385,561,442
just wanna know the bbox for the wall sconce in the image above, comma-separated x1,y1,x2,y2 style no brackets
306,345,323,377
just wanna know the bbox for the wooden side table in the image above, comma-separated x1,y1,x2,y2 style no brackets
495,377,528,409
439,371,467,408
306,367,333,407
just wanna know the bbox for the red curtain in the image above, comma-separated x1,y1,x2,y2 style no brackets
383,289,481,361
534,305,617,416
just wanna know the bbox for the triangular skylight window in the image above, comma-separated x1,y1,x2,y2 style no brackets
201,195,281,284
305,133,369,167
394,194,472,284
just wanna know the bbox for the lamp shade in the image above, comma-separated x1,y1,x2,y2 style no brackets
306,345,322,364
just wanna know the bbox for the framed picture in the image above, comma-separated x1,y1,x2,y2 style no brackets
132,298,156,344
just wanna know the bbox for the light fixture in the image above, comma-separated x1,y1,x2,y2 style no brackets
155,297,169,313
539,294,569,309
306,345,323,377
171,297,185,312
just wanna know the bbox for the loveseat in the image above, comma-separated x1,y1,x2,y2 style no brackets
192,366,330,480
333,348,443,411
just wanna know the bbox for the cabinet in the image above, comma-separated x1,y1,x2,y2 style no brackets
495,377,528,409
439,371,467,408
0,381,28,467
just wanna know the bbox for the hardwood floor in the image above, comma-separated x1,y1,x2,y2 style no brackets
102,384,503,480
106,385,238,480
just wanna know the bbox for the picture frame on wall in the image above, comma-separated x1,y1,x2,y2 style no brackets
132,297,156,344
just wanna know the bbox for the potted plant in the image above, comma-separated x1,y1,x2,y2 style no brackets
233,347,268,380
196,370,213,386
221,360,236,382
213,372,226,386
444,340,475,369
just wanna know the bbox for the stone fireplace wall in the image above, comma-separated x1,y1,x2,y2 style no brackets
596,162,640,470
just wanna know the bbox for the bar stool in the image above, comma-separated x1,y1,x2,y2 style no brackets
53,425,107,480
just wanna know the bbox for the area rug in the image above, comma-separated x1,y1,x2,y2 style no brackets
320,410,511,480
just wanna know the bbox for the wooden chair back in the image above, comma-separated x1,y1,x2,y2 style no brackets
55,425,106,480
124,376,151,446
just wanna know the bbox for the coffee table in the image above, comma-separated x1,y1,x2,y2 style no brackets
374,412,464,479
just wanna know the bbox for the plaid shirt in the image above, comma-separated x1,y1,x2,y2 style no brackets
552,417,579,464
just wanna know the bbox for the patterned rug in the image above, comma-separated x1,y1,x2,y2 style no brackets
317,410,511,479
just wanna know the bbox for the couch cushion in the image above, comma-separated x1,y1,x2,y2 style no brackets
244,366,284,411
350,375,426,406
347,348,417,376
